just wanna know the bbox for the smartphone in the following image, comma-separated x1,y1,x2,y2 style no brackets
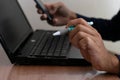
34,0,53,22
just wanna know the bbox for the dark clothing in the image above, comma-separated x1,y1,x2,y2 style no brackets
76,10,120,41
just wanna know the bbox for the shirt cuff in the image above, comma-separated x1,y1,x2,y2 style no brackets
115,54,120,77
76,13,81,18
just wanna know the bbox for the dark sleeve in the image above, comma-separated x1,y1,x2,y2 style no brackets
76,10,120,41
115,54,120,77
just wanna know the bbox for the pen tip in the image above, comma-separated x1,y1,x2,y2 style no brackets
88,21,94,25
53,31,60,36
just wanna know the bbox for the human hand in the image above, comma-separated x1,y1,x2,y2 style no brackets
67,18,119,74
36,2,77,26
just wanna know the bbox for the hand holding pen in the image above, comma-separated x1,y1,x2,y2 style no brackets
65,18,112,73
53,21,93,36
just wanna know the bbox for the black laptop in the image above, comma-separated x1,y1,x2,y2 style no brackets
0,0,90,66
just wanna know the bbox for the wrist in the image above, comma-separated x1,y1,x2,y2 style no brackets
110,54,119,74
96,52,119,74
104,53,119,74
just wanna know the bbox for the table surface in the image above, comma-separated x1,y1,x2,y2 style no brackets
0,64,119,80
0,44,119,80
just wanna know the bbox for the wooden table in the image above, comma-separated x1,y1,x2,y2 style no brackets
0,64,119,80
0,45,119,80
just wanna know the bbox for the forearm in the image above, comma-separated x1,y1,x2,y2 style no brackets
75,13,113,40
99,51,120,74
75,12,120,41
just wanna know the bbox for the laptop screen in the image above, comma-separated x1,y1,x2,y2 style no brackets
0,0,33,53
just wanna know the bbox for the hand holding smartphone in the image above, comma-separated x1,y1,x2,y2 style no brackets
34,0,53,22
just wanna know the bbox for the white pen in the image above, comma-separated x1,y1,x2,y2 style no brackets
53,21,94,36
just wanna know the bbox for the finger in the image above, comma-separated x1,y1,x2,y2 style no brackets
52,17,69,26
36,4,39,9
77,31,102,51
36,4,44,13
69,24,89,41
69,24,98,40
66,18,97,32
36,3,51,14
70,32,80,48
78,35,97,50
78,37,88,50
70,31,99,46
40,14,47,20
37,10,43,14
52,18,59,26
78,38,91,62
79,37,98,55
70,31,96,49
45,2,64,14
44,3,56,14
66,18,89,28
36,4,43,14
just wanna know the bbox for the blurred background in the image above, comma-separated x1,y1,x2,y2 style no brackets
0,0,120,64
18,0,120,29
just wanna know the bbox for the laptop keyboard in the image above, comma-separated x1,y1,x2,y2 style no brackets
19,30,70,58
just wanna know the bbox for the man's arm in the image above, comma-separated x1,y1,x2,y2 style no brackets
76,10,120,41
67,18,120,75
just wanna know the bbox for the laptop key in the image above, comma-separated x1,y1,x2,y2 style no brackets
60,36,70,57
62,36,70,50
54,35,65,57
47,52,53,56
33,32,49,56
62,43,70,50
60,50,68,57
21,39,36,56
53,51,60,57
29,31,46,56
41,32,53,55
55,36,65,50
41,34,53,54
47,36,60,57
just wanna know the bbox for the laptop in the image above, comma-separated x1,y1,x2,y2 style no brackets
0,0,90,66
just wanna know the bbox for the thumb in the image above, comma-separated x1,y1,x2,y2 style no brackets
45,2,60,15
